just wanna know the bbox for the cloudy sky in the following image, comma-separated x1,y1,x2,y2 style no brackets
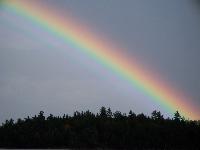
0,0,200,122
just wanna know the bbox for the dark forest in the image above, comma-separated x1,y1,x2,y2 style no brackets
0,107,200,149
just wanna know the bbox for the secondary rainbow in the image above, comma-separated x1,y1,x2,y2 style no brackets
2,0,200,119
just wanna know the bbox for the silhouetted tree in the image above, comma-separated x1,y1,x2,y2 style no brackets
174,111,181,122
151,110,164,120
107,107,112,118
128,110,136,119
99,106,107,118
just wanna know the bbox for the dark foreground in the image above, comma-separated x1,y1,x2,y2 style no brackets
0,107,200,149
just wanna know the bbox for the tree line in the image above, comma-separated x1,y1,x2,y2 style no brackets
0,107,200,149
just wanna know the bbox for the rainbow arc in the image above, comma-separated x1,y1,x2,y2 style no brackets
2,0,200,119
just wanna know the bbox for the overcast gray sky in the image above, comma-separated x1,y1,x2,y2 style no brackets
0,0,200,122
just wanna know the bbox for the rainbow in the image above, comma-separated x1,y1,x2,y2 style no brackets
2,0,200,119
